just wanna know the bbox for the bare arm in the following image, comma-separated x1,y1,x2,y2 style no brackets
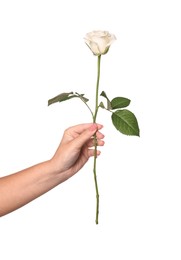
0,123,104,217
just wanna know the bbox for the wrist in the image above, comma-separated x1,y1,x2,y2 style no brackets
48,157,70,183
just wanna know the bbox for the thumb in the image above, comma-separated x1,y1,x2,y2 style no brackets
73,123,98,148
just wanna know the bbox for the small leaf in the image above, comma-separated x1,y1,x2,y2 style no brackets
99,101,106,109
100,91,112,110
75,92,89,103
48,92,76,106
111,97,131,109
111,109,140,136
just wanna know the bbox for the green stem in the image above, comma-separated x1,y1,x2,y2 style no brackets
93,55,101,123
93,55,101,224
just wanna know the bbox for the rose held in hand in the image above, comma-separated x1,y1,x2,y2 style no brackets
84,30,116,56
48,30,140,224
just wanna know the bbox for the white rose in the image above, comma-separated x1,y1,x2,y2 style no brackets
84,30,116,56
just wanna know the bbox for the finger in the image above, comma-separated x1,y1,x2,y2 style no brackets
87,149,101,157
61,123,103,145
87,139,105,147
72,123,102,149
67,123,103,136
95,131,105,139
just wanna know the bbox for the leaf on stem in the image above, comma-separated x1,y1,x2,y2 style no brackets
48,92,75,106
75,92,89,103
100,91,112,110
99,101,106,109
111,109,140,136
48,92,89,106
111,97,130,109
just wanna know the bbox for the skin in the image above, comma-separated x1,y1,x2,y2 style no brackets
0,123,104,217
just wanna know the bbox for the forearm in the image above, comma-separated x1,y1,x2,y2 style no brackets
0,123,104,217
0,160,66,217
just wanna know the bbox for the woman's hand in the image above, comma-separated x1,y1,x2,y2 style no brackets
0,123,104,217
50,123,104,179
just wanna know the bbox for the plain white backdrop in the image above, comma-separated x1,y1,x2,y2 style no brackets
0,0,181,259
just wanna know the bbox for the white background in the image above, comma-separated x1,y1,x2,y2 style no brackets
0,0,181,259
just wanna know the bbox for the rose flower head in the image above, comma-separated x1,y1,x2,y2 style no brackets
84,30,116,56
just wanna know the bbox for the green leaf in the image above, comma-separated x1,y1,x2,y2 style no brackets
48,92,76,106
99,101,106,109
111,97,131,109
100,91,112,110
75,92,89,103
48,92,89,106
111,109,140,136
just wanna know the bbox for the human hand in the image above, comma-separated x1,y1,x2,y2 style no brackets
0,123,104,217
50,123,104,180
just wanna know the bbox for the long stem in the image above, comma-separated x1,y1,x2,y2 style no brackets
93,55,101,224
